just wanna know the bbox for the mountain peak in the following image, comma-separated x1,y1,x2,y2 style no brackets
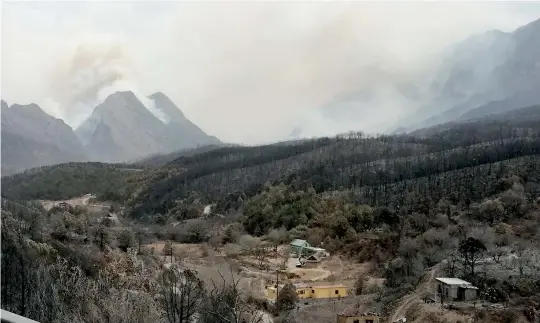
1,100,8,110
94,91,160,120
9,103,52,120
513,17,540,40
148,92,186,121
515,17,540,32
1,100,85,175
148,91,168,100
102,91,137,105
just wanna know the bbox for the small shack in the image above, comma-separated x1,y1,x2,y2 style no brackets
290,239,311,257
310,247,330,258
305,255,321,268
435,277,478,301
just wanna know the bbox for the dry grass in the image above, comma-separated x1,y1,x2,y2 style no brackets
412,303,473,323
145,241,382,303
295,295,377,323
147,241,205,258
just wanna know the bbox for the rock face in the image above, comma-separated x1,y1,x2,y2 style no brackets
1,91,220,174
1,103,87,175
76,91,220,162
149,92,221,152
76,91,169,161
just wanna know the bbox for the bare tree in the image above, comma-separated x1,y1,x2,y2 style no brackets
252,245,271,270
163,240,174,262
199,269,264,323
489,246,507,264
280,246,290,270
458,237,487,278
266,227,287,254
238,234,259,255
159,267,205,323
445,249,460,276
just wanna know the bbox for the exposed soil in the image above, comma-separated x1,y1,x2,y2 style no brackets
389,264,441,323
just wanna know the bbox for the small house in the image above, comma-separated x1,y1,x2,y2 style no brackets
289,239,311,257
305,255,321,268
296,283,348,299
337,307,380,323
435,277,478,301
310,247,330,258
265,283,348,300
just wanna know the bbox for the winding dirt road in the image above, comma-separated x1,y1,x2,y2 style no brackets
389,263,440,323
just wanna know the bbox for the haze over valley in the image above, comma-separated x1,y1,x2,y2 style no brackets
3,2,540,174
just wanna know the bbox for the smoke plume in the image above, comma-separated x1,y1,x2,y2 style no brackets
2,1,540,143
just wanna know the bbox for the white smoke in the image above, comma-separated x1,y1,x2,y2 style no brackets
45,34,169,127
139,95,171,124
3,2,540,142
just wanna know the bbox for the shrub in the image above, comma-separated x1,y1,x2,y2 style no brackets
354,274,368,295
163,240,173,256
117,230,135,252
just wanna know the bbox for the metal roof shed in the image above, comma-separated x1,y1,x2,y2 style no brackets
289,239,310,257
290,239,309,247
435,278,478,289
436,277,478,301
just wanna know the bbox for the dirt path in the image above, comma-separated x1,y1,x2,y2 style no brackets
389,263,440,323
80,194,94,205
41,194,97,210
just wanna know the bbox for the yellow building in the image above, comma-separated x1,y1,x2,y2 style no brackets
336,308,380,323
265,283,348,300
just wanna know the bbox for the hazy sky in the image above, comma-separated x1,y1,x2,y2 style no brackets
2,1,540,144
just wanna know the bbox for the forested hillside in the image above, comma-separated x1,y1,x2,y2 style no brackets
126,105,540,220
3,105,540,220
1,162,146,202
2,105,540,323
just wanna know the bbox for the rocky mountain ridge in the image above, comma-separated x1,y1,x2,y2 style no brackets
399,17,540,131
1,92,220,175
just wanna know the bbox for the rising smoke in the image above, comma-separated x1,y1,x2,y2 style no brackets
3,1,540,142
47,34,169,127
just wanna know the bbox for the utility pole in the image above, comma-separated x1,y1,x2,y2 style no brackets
276,269,280,313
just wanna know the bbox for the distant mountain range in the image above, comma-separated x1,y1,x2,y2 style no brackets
397,17,540,132
290,17,540,138
1,92,220,175
4,18,540,175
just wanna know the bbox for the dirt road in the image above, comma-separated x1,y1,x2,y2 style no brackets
41,194,95,210
389,263,440,323
285,257,340,282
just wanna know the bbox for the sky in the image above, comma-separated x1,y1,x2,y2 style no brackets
2,1,540,144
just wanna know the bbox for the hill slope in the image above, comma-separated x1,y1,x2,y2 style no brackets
4,105,540,223
1,162,145,201
1,103,87,175
399,18,540,131
124,105,540,218
76,91,220,162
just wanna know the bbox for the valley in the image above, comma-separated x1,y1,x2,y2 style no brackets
2,103,540,323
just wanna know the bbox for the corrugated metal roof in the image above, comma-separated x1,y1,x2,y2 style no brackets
1,310,41,323
436,277,478,289
289,239,309,247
